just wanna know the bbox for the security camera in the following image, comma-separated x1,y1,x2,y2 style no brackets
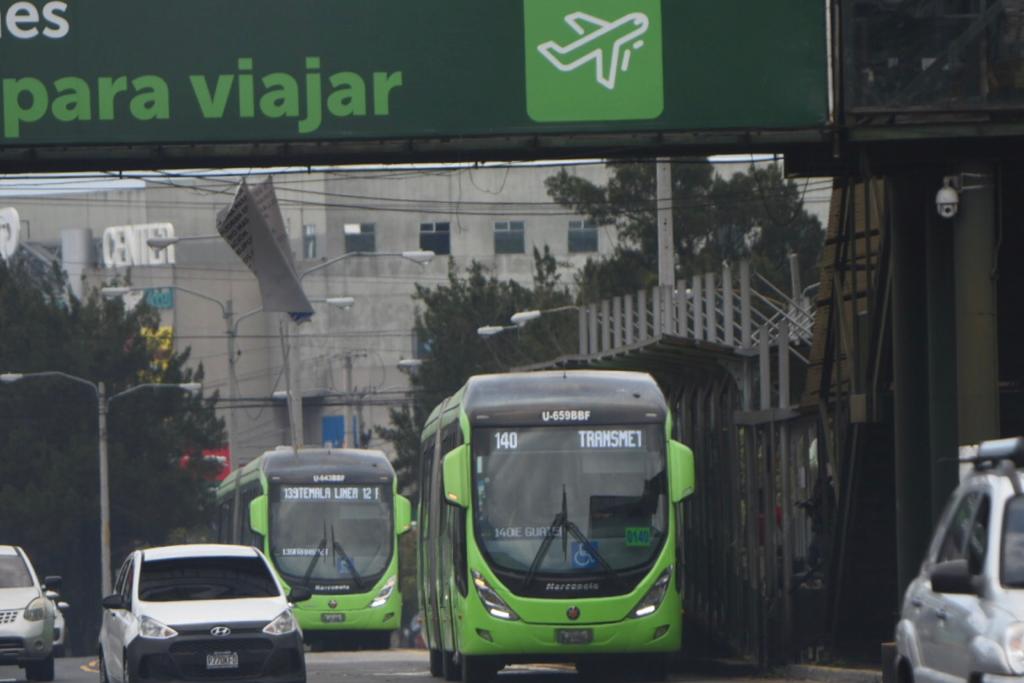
936,177,959,219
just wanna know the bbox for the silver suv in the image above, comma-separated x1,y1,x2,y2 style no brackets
0,545,58,681
896,437,1024,683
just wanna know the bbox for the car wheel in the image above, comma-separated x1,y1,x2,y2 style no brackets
123,651,132,683
26,655,54,682
99,652,110,683
429,649,444,678
460,654,495,683
442,650,459,682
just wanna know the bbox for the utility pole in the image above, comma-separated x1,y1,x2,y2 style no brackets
344,353,354,447
281,317,305,449
656,158,675,287
97,381,111,597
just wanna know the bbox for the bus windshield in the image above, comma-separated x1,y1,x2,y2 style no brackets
269,483,393,586
473,425,667,577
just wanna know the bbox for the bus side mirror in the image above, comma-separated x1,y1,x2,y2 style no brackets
249,496,268,537
396,494,413,534
669,440,695,502
442,445,469,508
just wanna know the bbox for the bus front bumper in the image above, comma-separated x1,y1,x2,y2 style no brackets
292,594,401,632
459,615,680,657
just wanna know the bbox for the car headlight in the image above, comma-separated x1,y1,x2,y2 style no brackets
263,610,298,635
369,576,396,608
1005,622,1024,674
471,570,519,621
139,616,178,639
23,597,48,622
630,566,672,618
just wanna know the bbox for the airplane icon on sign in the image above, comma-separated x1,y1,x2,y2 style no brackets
537,11,651,91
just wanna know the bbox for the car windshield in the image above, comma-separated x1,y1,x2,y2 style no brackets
269,483,393,584
1003,495,1024,587
473,425,667,577
138,556,280,601
0,555,32,588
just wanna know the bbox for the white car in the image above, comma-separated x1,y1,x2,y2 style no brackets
0,545,58,681
99,544,311,683
896,437,1024,683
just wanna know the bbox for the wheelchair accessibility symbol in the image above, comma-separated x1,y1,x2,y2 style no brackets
571,541,599,569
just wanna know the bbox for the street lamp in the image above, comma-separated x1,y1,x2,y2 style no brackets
283,250,435,450
510,305,580,327
477,325,517,338
397,358,424,372
102,286,352,534
100,286,353,465
0,371,200,596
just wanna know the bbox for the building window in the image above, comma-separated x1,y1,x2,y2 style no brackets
303,224,317,259
494,221,525,254
344,223,376,253
568,219,598,253
420,222,450,255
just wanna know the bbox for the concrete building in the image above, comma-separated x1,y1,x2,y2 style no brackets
2,163,618,466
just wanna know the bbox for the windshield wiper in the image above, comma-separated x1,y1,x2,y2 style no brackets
330,524,364,592
522,486,617,588
300,521,330,586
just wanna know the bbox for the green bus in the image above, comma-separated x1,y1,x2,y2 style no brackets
215,446,412,649
418,371,695,682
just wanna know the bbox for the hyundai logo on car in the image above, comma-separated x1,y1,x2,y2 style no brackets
210,626,231,637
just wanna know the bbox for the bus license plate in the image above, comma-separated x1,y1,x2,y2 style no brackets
556,629,593,645
206,652,238,670
321,613,346,623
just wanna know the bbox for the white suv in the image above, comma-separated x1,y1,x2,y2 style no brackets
0,545,58,681
99,544,310,683
896,437,1024,683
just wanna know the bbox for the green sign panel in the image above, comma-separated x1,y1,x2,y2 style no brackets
0,0,827,166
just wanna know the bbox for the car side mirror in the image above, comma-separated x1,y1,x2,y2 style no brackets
930,559,976,595
668,440,696,503
288,586,313,603
395,494,413,534
44,576,62,591
101,594,127,610
249,496,268,538
442,445,469,508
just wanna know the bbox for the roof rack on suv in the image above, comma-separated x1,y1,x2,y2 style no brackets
960,437,1024,493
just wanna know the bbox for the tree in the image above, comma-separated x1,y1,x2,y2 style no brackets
0,257,224,654
378,248,573,497
545,159,824,298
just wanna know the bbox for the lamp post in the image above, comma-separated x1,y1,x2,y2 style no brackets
0,372,200,596
286,250,434,448
510,305,580,327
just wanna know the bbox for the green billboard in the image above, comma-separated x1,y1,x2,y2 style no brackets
0,0,828,168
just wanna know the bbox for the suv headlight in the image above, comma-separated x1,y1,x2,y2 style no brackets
471,570,519,621
1006,623,1024,673
23,597,48,622
139,616,178,639
630,566,672,618
263,610,298,635
369,576,396,608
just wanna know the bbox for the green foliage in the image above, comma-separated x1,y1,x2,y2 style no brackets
378,248,573,498
0,258,224,654
545,159,824,297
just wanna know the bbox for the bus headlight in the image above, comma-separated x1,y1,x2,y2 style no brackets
472,570,519,621
630,566,672,618
139,616,178,639
369,576,397,608
23,598,48,622
263,610,298,636
1005,622,1024,674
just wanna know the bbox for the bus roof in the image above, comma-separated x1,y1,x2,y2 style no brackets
258,447,396,483
459,370,667,426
